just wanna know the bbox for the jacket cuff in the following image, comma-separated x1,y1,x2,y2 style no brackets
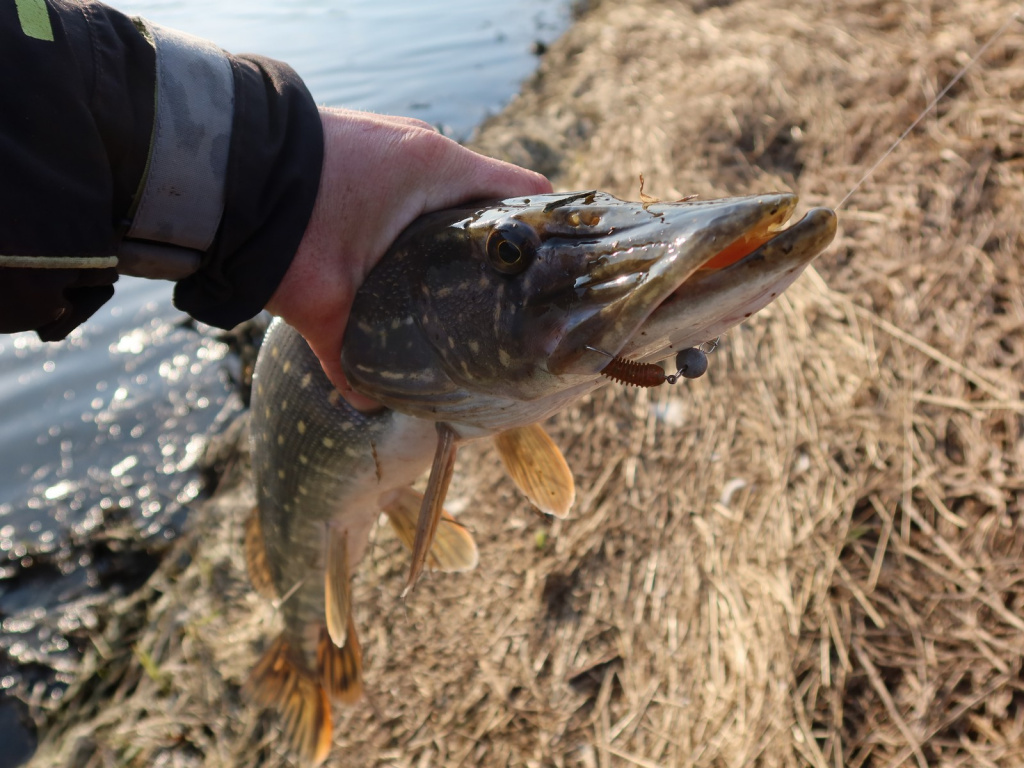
119,24,323,330
123,19,234,256
172,55,324,329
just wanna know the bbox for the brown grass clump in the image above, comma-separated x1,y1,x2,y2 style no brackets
30,0,1024,766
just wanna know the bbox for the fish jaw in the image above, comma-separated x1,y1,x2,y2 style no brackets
618,206,838,364
544,193,802,375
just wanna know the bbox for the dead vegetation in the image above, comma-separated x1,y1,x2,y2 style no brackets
29,0,1024,765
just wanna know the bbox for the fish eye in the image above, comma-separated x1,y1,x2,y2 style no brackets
486,223,537,275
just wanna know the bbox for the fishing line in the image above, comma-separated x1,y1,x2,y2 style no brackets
595,11,1021,387
835,7,1024,211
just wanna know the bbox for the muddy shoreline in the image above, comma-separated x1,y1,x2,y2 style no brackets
28,0,1024,765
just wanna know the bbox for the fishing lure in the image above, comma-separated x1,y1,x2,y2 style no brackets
591,342,716,388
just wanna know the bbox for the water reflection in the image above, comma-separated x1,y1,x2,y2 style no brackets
0,280,235,555
0,278,241,722
118,0,570,138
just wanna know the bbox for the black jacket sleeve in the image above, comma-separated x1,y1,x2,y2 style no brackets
0,0,323,340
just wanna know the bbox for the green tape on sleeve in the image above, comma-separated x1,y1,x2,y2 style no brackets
16,0,54,42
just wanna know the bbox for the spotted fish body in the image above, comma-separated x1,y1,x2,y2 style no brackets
247,191,838,763
251,325,437,653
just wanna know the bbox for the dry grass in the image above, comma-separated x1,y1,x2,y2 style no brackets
30,0,1024,766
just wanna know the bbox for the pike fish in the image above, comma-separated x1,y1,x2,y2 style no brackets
245,190,837,763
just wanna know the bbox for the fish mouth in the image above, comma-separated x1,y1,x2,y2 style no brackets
621,205,838,364
548,194,838,375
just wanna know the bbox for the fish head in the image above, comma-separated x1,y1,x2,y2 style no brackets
342,191,837,427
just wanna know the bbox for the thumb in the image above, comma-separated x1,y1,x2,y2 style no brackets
305,332,382,413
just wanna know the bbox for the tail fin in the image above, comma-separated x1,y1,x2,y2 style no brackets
317,619,363,704
247,635,333,765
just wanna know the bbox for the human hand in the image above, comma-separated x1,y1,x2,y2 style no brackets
264,108,553,411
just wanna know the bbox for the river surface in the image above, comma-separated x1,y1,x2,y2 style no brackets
0,1,570,764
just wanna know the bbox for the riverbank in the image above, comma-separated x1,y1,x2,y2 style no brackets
31,0,1024,765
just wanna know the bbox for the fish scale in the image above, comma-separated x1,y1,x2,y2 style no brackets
251,321,436,659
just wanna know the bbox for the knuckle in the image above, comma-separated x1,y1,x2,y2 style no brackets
402,116,439,133
398,126,457,168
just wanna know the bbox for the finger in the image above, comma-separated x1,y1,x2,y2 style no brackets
395,131,553,215
375,114,442,133
321,106,440,134
307,336,383,414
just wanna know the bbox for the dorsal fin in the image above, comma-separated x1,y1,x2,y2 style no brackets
403,423,459,595
245,506,278,599
494,423,576,518
324,526,351,648
246,634,332,765
383,486,479,572
317,621,363,704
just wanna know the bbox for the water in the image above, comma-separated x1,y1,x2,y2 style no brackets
118,0,570,138
0,281,230,555
0,279,239,765
0,1,570,763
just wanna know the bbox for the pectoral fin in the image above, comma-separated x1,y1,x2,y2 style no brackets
494,423,576,518
246,635,332,766
324,526,351,648
403,422,459,595
384,486,478,572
